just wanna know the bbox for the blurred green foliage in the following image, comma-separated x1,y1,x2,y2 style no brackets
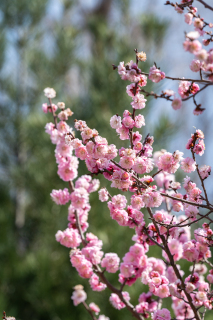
0,1,183,320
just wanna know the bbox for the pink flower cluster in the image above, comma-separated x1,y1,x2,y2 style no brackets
135,292,157,318
111,110,145,141
70,121,118,174
156,150,183,173
178,80,200,99
186,129,205,156
183,176,203,204
117,60,147,84
119,243,147,286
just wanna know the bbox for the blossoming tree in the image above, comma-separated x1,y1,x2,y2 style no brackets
42,1,213,320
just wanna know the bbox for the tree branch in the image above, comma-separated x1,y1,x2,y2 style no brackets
197,0,213,11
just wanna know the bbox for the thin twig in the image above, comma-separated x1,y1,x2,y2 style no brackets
191,149,209,205
161,192,213,209
82,302,98,320
197,0,213,11
140,71,213,85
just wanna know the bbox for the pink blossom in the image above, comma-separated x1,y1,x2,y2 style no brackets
98,188,109,202
131,94,147,109
148,65,165,83
110,115,122,129
56,142,73,157
131,194,144,210
98,316,109,320
172,98,182,110
118,60,142,82
110,209,129,226
120,263,135,278
189,187,202,204
196,291,207,302
109,292,130,310
181,157,196,173
89,303,100,315
156,152,181,174
57,121,70,134
182,241,199,262
58,108,73,121
126,83,140,97
185,205,199,221
55,228,81,248
122,116,135,129
132,131,142,144
50,188,70,205
105,144,117,160
178,80,200,99
190,59,202,72
77,259,94,278
70,187,89,209
82,246,103,264
184,13,193,24
135,302,149,315
185,40,202,54
138,74,147,87
152,308,171,320
194,18,204,29
196,49,208,61
116,125,129,140
94,144,108,159
133,157,153,174
193,139,205,156
172,193,184,212
207,272,213,284
134,114,145,128
71,138,83,149
57,162,78,181
155,284,170,298
119,156,135,169
81,127,93,141
85,157,99,173
74,120,87,131
75,146,88,160
111,194,127,209
142,189,163,208
45,122,55,135
101,253,120,273
89,274,107,291
44,87,56,99
71,286,87,306
199,165,211,179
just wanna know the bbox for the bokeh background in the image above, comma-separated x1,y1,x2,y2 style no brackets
0,0,212,319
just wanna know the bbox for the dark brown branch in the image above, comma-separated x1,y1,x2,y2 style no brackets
197,0,213,11
183,84,210,101
143,228,165,250
161,192,213,209
191,149,209,205
140,71,213,85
